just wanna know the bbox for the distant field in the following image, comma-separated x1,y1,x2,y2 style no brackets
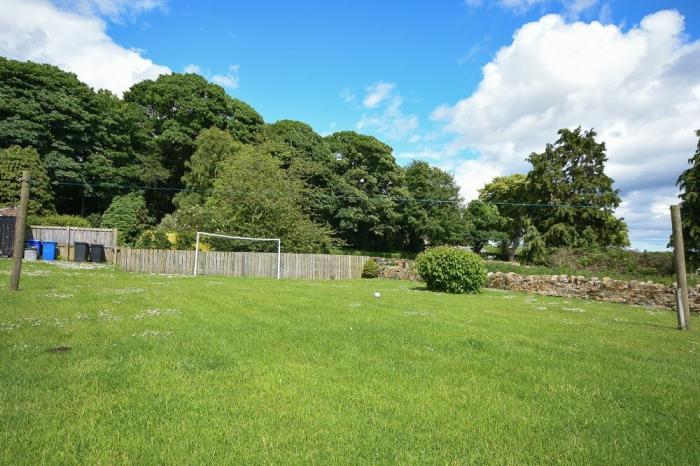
1,260,699,464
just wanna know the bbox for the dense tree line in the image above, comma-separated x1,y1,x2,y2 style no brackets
678,130,700,268
1,57,634,257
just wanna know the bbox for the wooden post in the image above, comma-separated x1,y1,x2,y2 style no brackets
112,228,118,266
671,205,691,330
65,226,70,260
9,171,30,291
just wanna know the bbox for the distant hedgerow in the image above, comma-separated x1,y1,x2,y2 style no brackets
415,246,487,294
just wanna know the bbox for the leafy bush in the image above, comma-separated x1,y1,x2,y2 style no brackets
361,259,379,278
135,230,172,249
415,246,487,294
520,226,548,265
86,213,102,228
174,232,197,250
100,192,151,246
27,214,90,227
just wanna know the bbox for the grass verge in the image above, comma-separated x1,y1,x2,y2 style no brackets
1,260,698,464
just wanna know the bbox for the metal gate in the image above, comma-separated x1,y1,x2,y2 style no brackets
0,216,15,257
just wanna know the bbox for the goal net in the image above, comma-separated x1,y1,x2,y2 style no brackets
193,231,281,279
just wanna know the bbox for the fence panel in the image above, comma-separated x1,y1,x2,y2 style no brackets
117,248,370,279
27,226,117,261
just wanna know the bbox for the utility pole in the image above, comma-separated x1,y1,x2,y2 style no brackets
670,205,690,330
9,171,30,291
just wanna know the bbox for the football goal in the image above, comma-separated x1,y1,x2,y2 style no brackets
193,231,281,279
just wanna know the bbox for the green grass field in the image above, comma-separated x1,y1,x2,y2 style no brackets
1,260,699,465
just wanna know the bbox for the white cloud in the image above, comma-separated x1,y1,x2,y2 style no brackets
616,188,678,250
54,0,167,22
453,160,504,202
433,10,700,249
0,0,170,95
362,82,396,108
468,0,600,19
183,63,241,89
395,149,453,163
357,83,419,141
211,64,240,89
184,63,201,74
340,88,356,103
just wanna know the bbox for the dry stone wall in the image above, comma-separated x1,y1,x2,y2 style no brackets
486,272,700,312
374,258,698,312
374,258,420,281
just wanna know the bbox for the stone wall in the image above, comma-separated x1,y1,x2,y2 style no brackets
374,257,698,312
487,272,700,312
374,258,420,281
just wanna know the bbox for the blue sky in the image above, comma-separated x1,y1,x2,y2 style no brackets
107,0,700,148
2,0,700,250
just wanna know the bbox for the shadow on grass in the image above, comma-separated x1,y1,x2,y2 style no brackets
409,286,431,292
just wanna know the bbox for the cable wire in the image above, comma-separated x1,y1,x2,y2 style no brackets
47,180,609,209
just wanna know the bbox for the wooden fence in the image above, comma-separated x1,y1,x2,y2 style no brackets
27,226,118,262
117,248,371,279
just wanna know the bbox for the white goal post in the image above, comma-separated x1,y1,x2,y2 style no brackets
193,231,281,279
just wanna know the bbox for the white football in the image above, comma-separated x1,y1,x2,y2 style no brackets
374,292,381,298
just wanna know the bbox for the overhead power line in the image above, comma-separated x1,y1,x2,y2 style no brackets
47,181,608,209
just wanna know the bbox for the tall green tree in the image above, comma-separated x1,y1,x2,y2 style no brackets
479,174,529,261
176,127,242,207
325,131,407,251
84,90,167,213
202,147,339,253
262,120,337,224
124,73,264,185
462,200,506,254
0,146,54,214
0,58,167,214
403,161,464,251
677,129,700,267
526,127,629,248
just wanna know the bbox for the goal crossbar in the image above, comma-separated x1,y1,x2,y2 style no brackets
193,231,281,279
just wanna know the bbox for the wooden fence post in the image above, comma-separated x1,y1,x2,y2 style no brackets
113,228,118,266
671,205,691,330
9,171,30,291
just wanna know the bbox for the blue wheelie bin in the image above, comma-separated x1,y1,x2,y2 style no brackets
42,241,57,261
25,240,42,259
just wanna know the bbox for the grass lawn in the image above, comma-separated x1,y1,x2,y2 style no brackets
1,260,699,465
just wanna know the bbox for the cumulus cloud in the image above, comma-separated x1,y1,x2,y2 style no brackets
433,10,700,249
0,0,170,95
356,82,419,141
211,64,240,89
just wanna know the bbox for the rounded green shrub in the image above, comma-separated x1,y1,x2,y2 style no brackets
362,259,379,278
415,246,487,294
